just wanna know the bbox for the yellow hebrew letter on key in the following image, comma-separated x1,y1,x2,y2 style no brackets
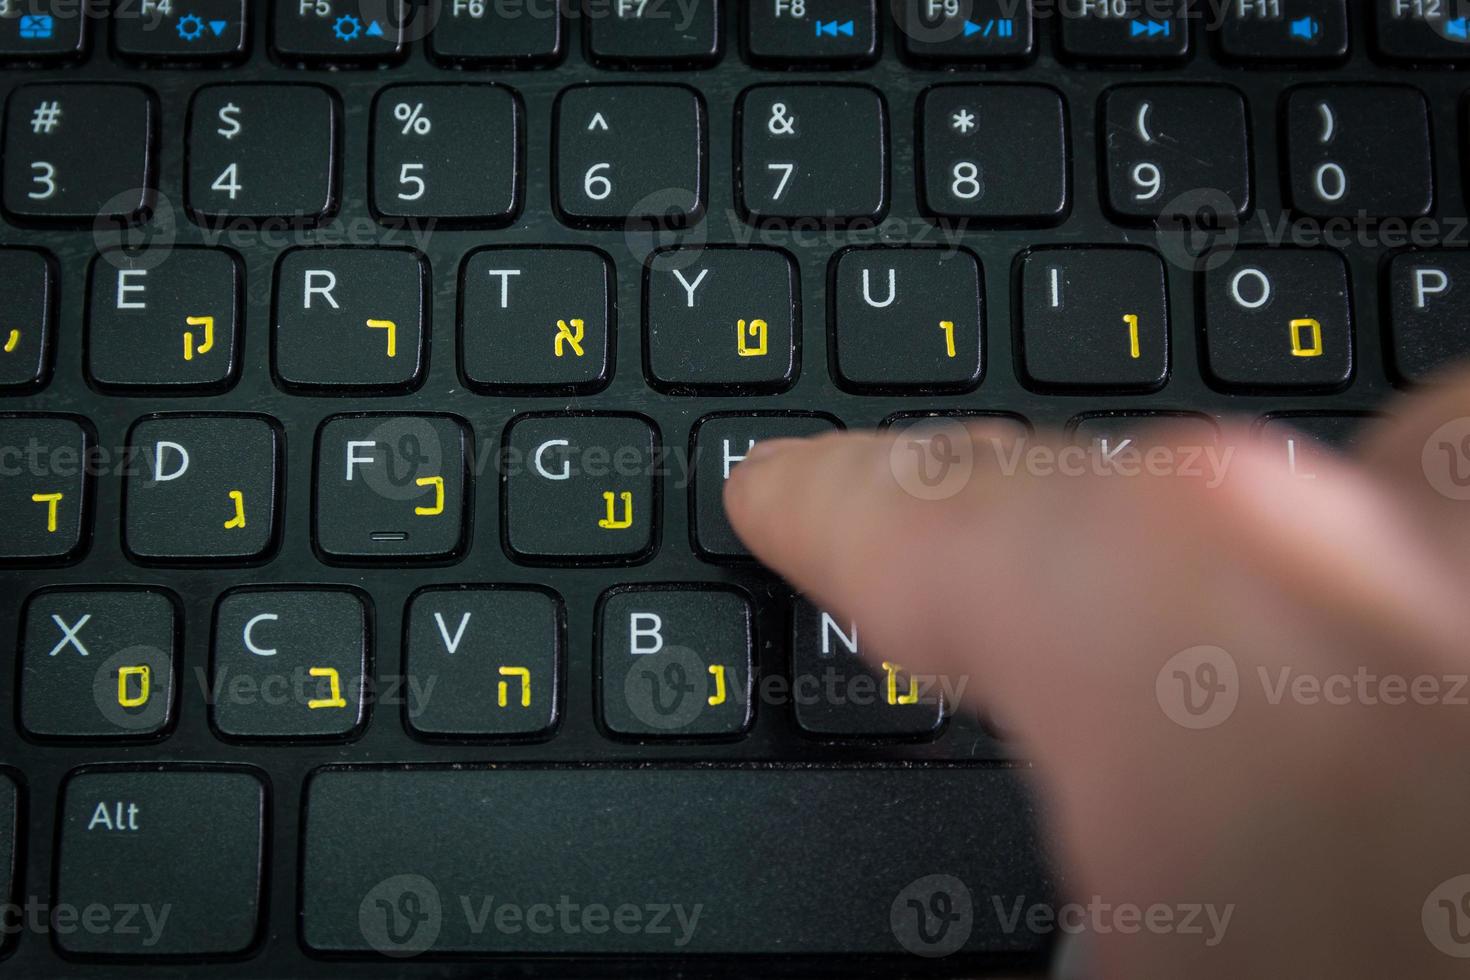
598,490,633,529
117,665,150,708
555,318,585,357
183,315,214,361
224,490,246,529
366,318,397,358
737,318,768,357
4,329,19,353
707,664,727,706
414,475,444,516
497,666,532,708
1290,318,1323,358
939,320,956,359
31,492,62,533
308,667,347,709
882,661,919,706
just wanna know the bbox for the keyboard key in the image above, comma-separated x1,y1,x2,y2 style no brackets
213,589,368,738
0,247,54,392
555,85,706,226
1070,412,1219,472
645,247,798,392
1102,85,1250,221
3,83,154,223
1218,0,1348,61
1018,248,1169,392
746,0,878,66
1259,413,1377,478
832,247,983,391
919,84,1067,223
0,1,87,61
372,84,520,223
404,587,562,739
20,588,176,738
1388,251,1470,384
1201,249,1352,392
502,414,657,563
0,773,12,928
314,414,469,561
739,84,887,223
1285,86,1432,219
56,768,264,955
792,600,944,737
303,767,1048,955
272,0,405,63
1058,0,1189,61
124,415,280,562
898,0,1034,62
1374,0,1470,60
187,84,338,224
0,415,90,562
690,413,839,558
87,248,241,392
429,0,562,65
599,586,754,738
274,248,427,391
114,0,247,61
586,0,720,65
460,247,613,394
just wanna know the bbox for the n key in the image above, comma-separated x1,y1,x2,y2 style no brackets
124,415,281,562
3,84,154,222
274,248,427,391
1285,86,1432,219
88,248,241,391
1,414,90,561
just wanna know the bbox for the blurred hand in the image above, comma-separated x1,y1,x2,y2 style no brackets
724,375,1470,979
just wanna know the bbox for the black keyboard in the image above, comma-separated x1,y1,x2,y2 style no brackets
1,0,1466,974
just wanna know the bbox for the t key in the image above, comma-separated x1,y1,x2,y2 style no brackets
87,248,241,391
740,84,887,223
1103,85,1251,221
274,248,427,391
3,83,154,222
0,415,90,561
1285,85,1433,219
555,85,705,227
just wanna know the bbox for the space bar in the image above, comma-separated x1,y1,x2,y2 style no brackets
301,765,1053,956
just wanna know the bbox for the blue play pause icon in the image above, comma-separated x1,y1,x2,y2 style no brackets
962,18,1015,38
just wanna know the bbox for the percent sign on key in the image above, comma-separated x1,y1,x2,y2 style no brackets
394,102,432,136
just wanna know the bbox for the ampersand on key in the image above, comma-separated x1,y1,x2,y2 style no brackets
767,102,797,137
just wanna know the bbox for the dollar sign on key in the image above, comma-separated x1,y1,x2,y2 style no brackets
217,103,241,140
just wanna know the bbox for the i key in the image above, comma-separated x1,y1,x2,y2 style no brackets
792,599,944,737
404,588,563,739
645,247,798,392
20,589,177,738
920,84,1067,224
0,415,90,561
114,0,248,62
56,769,265,955
740,84,887,223
1388,252,1470,385
555,85,705,226
1019,248,1170,392
274,248,427,391
1286,86,1432,219
189,85,338,224
599,587,754,739
832,247,983,392
429,0,562,65
1202,249,1352,392
1102,85,1251,221
461,248,613,394
87,249,241,391
1059,0,1189,61
503,414,657,564
3,84,153,222
746,0,878,66
586,0,720,66
0,248,55,391
315,414,469,562
272,0,407,63
213,588,368,738
372,84,520,223
691,413,840,559
124,415,281,562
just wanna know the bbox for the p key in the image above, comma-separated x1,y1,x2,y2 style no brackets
1285,86,1432,219
0,415,90,562
87,248,241,391
274,247,427,392
314,414,469,562
1388,251,1470,384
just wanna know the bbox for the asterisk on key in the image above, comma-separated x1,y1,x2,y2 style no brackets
950,109,976,135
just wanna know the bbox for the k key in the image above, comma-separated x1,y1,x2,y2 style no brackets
3,84,154,223
1285,85,1432,219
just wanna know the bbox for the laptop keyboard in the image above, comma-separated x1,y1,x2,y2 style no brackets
0,0,1466,972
